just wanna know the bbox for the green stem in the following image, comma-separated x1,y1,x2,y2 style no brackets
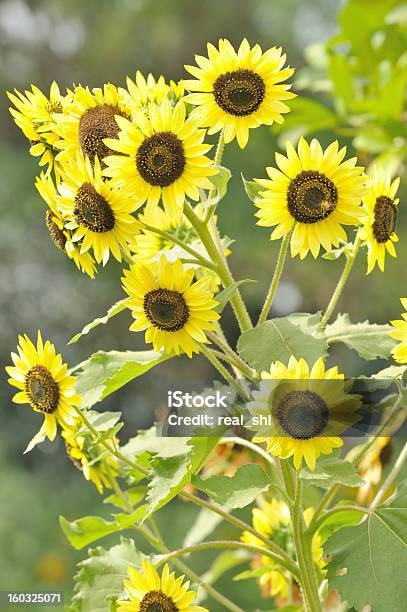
290,474,322,612
308,505,368,535
258,231,291,326
184,202,252,332
321,235,361,326
180,490,299,578
208,331,258,380
200,344,250,401
157,540,296,574
370,440,407,511
137,220,218,270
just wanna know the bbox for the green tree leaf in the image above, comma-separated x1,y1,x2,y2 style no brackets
241,174,262,203
74,350,170,408
208,165,232,203
69,299,129,344
237,313,328,372
192,464,270,510
60,505,148,550
326,313,396,360
300,456,364,488
69,537,143,611
325,481,407,611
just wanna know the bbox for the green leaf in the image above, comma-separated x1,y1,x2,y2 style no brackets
183,508,223,547
300,456,364,489
74,350,170,408
317,501,365,544
322,243,353,260
121,427,192,460
326,313,396,360
325,481,407,611
23,422,47,454
192,464,270,510
237,312,328,372
215,279,257,313
69,537,142,612
69,299,129,344
60,505,148,550
233,566,274,581
208,165,231,203
104,486,147,511
241,174,262,203
145,437,219,516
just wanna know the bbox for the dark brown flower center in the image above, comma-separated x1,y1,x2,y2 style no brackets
213,69,265,116
144,288,189,331
287,170,338,224
78,104,127,162
25,365,60,414
74,182,115,232
372,196,397,243
136,132,185,187
140,590,178,612
277,390,329,439
45,210,66,251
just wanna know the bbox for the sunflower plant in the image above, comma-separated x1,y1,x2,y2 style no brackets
6,23,407,612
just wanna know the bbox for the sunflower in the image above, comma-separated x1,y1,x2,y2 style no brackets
8,81,65,172
358,167,400,273
390,298,407,364
247,356,361,470
255,137,367,259
183,38,295,148
62,424,119,494
57,153,139,265
241,498,325,600
122,256,219,357
121,71,184,111
118,560,208,612
54,83,133,165
103,97,217,223
6,332,81,441
35,173,97,278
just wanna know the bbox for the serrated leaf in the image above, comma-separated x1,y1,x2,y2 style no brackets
69,537,143,612
69,299,129,344
300,456,364,488
326,313,396,360
237,312,328,372
192,464,270,510
120,427,192,461
60,505,147,550
104,486,147,511
74,350,170,408
325,481,407,612
241,173,262,203
215,279,257,313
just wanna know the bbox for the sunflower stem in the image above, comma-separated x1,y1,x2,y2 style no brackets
184,202,253,332
321,235,361,327
207,331,258,380
199,344,251,401
137,220,218,270
258,231,291,326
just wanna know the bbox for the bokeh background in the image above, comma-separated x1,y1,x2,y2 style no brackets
0,0,405,609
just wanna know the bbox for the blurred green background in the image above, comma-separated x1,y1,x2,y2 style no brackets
0,0,405,609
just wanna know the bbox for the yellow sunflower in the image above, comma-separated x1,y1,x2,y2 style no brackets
183,38,295,148
62,424,119,494
247,356,361,470
54,83,133,165
122,256,219,357
6,332,81,441
255,137,367,259
121,71,184,110
35,173,97,278
57,153,139,265
390,298,407,364
241,499,325,600
118,561,208,612
103,97,217,223
358,167,400,273
8,81,65,171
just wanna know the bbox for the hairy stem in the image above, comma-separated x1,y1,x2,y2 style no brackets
200,344,251,400
258,231,291,326
321,235,361,326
